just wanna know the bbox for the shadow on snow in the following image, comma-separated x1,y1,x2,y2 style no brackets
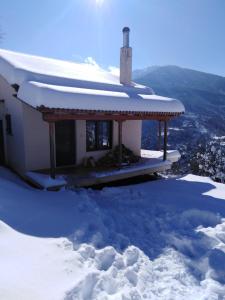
1,167,225,283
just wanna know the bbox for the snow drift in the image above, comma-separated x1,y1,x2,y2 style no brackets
0,167,225,299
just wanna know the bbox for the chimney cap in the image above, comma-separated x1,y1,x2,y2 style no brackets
123,27,130,33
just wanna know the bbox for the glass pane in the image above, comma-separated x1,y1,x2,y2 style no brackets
98,121,111,149
86,121,96,151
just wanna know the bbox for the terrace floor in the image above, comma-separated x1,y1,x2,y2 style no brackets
25,150,180,190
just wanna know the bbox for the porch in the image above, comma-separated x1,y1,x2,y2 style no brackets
25,109,182,190
25,150,180,189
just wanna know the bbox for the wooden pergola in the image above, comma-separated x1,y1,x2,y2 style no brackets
38,106,182,179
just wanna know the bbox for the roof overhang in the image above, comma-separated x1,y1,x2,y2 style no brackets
17,81,185,122
38,106,183,122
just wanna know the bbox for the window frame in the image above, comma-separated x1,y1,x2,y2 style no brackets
86,120,113,152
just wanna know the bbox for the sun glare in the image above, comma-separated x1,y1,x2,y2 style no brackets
95,0,104,6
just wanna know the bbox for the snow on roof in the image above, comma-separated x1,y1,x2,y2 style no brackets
18,81,185,114
0,48,147,91
0,48,185,114
0,48,119,85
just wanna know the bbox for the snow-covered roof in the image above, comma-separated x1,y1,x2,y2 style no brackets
18,81,184,114
0,49,147,91
0,49,185,115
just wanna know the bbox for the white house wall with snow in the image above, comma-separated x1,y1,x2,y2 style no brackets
0,28,184,187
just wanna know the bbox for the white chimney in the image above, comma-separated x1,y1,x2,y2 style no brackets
120,27,132,85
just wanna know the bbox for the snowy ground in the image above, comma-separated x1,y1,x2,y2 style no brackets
0,167,225,299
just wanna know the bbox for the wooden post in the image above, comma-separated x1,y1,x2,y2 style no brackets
49,122,56,179
163,121,168,161
158,121,162,151
118,120,123,167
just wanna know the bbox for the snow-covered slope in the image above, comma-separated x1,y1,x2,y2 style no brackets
0,167,225,299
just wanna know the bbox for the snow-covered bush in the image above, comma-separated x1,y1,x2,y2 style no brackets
189,139,225,183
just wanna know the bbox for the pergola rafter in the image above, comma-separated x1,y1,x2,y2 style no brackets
38,106,182,122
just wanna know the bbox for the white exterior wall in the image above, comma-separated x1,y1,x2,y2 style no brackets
0,75,26,174
23,104,50,171
122,120,142,156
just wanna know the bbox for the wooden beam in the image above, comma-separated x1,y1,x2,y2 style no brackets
163,121,168,161
43,113,174,122
158,121,162,151
49,122,56,179
118,120,123,167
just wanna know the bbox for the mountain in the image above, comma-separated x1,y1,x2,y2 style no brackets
134,66,225,181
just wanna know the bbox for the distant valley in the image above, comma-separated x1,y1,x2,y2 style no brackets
134,66,225,181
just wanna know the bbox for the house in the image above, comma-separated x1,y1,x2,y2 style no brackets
0,28,184,188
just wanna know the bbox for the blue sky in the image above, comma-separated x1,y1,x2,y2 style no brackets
1,0,225,76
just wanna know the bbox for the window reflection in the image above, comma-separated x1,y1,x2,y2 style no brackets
86,121,112,151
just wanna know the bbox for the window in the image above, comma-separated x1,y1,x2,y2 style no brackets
5,114,12,135
86,120,112,151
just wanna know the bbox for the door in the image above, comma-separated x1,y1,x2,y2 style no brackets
55,120,75,167
0,120,5,165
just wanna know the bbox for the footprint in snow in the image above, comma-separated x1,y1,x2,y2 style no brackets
95,246,116,271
